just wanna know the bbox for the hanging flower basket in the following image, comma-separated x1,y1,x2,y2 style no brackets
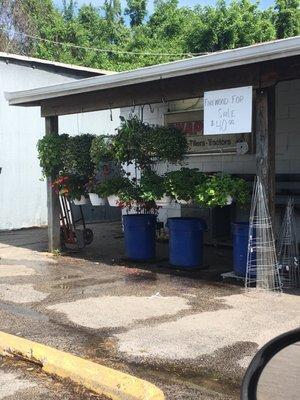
156,195,172,207
177,199,193,205
73,195,87,206
226,195,233,205
89,193,106,206
108,195,120,207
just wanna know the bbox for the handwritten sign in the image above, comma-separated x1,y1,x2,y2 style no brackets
204,86,252,135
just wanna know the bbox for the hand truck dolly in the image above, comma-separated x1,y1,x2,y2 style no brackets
59,195,93,250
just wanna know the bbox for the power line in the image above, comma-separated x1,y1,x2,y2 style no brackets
0,27,201,58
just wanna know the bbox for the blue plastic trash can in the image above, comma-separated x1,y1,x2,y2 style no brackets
232,222,251,277
123,214,157,261
167,217,207,268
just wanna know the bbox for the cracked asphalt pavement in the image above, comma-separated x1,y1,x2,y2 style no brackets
0,222,299,399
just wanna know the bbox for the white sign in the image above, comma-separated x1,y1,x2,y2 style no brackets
204,86,252,135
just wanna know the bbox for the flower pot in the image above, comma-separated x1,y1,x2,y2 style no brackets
107,195,120,207
226,195,233,205
123,214,157,261
73,195,87,206
178,199,193,205
156,195,172,207
89,193,106,206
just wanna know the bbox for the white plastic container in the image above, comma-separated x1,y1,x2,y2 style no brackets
108,195,120,207
156,195,172,207
73,195,87,206
89,193,106,206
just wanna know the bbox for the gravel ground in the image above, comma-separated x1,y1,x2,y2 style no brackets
0,265,35,277
0,356,107,400
0,223,299,399
0,284,48,303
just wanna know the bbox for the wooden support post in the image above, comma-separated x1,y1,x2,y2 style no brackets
45,116,60,252
255,86,276,223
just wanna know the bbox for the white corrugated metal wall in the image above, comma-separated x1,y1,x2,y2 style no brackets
0,60,119,230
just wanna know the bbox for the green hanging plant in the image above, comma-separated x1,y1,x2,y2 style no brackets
151,125,188,163
93,176,130,198
112,117,188,169
164,168,207,202
231,177,250,206
90,135,114,168
140,170,165,201
195,173,249,208
112,117,153,169
37,134,69,178
64,134,95,177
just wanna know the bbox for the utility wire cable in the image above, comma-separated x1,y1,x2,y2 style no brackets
0,26,203,58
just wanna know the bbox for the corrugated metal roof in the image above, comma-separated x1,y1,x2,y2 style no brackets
5,36,300,107
0,52,114,76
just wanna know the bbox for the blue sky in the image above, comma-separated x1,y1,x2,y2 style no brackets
55,0,275,12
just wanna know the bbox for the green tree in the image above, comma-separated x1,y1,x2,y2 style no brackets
186,0,275,53
3,0,298,73
103,0,122,24
62,0,77,21
125,0,147,27
274,0,300,38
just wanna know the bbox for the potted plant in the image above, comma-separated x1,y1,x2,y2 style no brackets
139,170,171,206
119,177,159,261
195,173,249,208
109,117,188,261
112,117,188,169
90,135,114,167
86,178,106,206
151,125,188,164
164,168,207,204
64,134,95,177
112,117,154,169
92,176,129,207
37,133,69,178
163,168,208,268
52,175,88,205
194,173,250,277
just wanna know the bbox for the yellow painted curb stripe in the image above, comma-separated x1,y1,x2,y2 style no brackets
0,331,165,400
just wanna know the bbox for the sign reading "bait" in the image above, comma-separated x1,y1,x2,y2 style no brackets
204,86,252,135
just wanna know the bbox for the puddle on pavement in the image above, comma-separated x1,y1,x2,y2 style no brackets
0,302,49,322
51,277,118,289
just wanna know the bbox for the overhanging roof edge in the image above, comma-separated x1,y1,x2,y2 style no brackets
5,36,300,107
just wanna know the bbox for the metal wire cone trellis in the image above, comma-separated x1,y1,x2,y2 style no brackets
277,197,300,288
245,177,282,292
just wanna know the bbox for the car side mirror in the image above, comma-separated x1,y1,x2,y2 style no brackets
241,328,300,400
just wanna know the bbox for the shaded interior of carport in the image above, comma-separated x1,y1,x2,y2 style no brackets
6,37,300,252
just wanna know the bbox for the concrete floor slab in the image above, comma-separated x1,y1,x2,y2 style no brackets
0,284,48,303
116,292,300,360
48,295,190,329
0,265,35,277
0,370,35,399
